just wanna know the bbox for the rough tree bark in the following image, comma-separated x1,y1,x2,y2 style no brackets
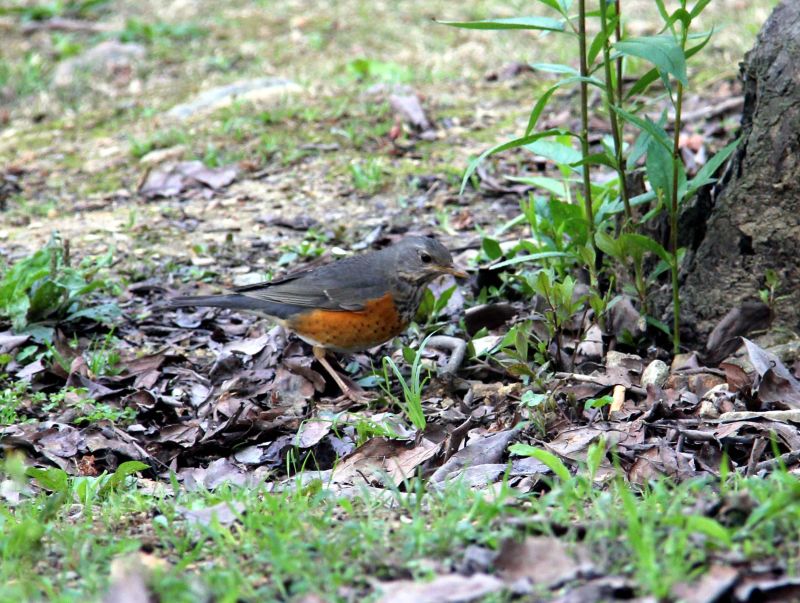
679,0,800,342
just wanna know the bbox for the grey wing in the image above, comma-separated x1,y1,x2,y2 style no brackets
232,254,390,311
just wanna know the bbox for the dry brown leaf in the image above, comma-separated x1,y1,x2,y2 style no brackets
294,418,332,448
430,428,519,484
139,160,237,198
628,445,696,484
332,437,440,486
494,536,594,588
375,573,504,603
178,500,245,528
670,565,739,603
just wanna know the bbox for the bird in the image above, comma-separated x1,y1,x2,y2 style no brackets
168,236,466,401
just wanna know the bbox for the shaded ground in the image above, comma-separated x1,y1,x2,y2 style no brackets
2,0,798,601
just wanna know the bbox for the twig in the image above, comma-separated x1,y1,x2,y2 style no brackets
749,449,800,474
553,371,646,396
669,97,743,124
674,367,727,377
21,17,115,34
441,416,475,464
427,335,466,376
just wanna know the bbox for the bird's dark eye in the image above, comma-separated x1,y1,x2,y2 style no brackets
420,252,432,264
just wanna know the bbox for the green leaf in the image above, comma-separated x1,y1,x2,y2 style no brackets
653,0,670,24
645,315,672,336
690,0,712,18
509,444,572,482
507,175,569,198
433,285,456,313
613,36,688,86
26,467,70,493
482,238,503,261
66,303,121,324
28,280,66,321
525,76,604,136
437,16,566,32
533,0,570,14
525,85,559,136
619,233,672,264
629,190,657,207
614,107,672,152
530,62,578,75
586,438,606,478
626,68,661,98
99,460,149,495
666,8,692,30
570,152,617,170
685,515,732,546
686,138,739,196
525,137,582,166
625,32,712,99
491,251,570,269
587,15,618,66
645,137,674,201
460,129,564,195
594,231,623,260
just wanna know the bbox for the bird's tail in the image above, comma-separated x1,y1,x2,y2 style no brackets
167,294,291,319
168,294,260,311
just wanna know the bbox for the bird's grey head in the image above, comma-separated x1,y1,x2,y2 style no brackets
391,236,465,284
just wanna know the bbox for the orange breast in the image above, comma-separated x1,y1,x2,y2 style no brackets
285,293,407,352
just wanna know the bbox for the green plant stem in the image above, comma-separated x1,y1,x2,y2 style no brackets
577,0,596,257
614,0,623,106
599,0,631,226
669,18,690,355
670,81,684,354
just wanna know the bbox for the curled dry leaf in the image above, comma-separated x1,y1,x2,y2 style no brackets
389,92,431,131
138,160,237,198
743,338,800,408
705,303,772,365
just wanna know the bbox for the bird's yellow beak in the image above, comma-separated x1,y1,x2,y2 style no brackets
440,265,468,279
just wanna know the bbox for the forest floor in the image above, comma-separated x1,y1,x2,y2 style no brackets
3,1,799,602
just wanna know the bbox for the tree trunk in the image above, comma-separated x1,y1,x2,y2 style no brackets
679,0,800,342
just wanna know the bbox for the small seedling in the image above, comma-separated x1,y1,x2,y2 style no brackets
350,158,385,193
381,335,435,431
0,233,120,342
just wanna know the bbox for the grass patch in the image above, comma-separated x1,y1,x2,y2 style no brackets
2,458,800,601
129,127,189,159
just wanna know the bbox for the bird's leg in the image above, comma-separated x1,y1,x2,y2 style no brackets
312,346,367,402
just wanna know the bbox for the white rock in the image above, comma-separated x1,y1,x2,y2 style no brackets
166,77,302,120
641,359,669,388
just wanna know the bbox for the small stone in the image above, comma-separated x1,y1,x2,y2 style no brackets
606,350,643,370
699,400,720,419
641,359,669,388
53,41,146,88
